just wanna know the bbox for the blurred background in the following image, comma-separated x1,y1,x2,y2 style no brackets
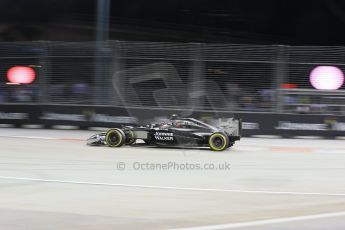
2,2,345,229
1,0,345,136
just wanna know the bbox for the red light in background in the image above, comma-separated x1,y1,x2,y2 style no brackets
280,83,297,89
7,66,36,84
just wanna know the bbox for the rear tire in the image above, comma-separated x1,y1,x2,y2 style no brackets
208,132,229,151
105,128,126,147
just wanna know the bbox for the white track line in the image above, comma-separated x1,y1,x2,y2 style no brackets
0,176,345,197
169,211,345,230
0,135,57,140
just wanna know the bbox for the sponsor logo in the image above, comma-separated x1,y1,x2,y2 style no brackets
154,132,174,141
90,114,138,123
40,112,87,121
332,122,345,131
275,121,327,131
324,118,345,132
0,112,29,120
40,112,138,124
242,122,260,130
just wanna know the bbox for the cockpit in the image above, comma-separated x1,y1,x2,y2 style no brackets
159,119,206,129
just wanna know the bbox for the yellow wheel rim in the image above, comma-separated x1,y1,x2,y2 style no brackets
209,133,228,151
126,130,136,145
106,129,123,147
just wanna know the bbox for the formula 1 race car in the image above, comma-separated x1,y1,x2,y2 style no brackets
87,115,241,151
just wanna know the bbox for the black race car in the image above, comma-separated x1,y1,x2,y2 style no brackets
87,115,241,151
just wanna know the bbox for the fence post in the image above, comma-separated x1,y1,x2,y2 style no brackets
94,0,111,104
274,45,288,113
112,40,122,106
190,43,204,110
38,41,48,103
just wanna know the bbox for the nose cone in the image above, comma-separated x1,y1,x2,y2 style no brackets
87,134,100,146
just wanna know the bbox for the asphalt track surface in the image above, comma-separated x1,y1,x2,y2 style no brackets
0,128,345,230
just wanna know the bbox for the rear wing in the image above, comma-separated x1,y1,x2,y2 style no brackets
215,118,242,137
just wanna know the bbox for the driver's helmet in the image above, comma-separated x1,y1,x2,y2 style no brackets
170,114,179,120
160,122,170,129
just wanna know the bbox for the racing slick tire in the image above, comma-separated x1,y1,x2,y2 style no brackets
123,127,136,145
208,132,229,151
105,128,126,147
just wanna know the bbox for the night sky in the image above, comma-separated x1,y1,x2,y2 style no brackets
0,0,345,45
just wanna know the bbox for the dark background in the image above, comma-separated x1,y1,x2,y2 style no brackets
1,0,345,45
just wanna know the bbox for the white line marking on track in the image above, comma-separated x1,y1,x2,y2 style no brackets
0,135,57,140
0,176,345,197
169,211,345,230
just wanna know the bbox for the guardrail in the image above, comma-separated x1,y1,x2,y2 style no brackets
1,104,345,138
279,89,345,115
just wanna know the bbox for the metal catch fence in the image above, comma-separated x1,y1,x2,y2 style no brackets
0,41,345,115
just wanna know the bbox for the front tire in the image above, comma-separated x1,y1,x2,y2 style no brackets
105,128,126,147
123,127,136,145
208,132,229,151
